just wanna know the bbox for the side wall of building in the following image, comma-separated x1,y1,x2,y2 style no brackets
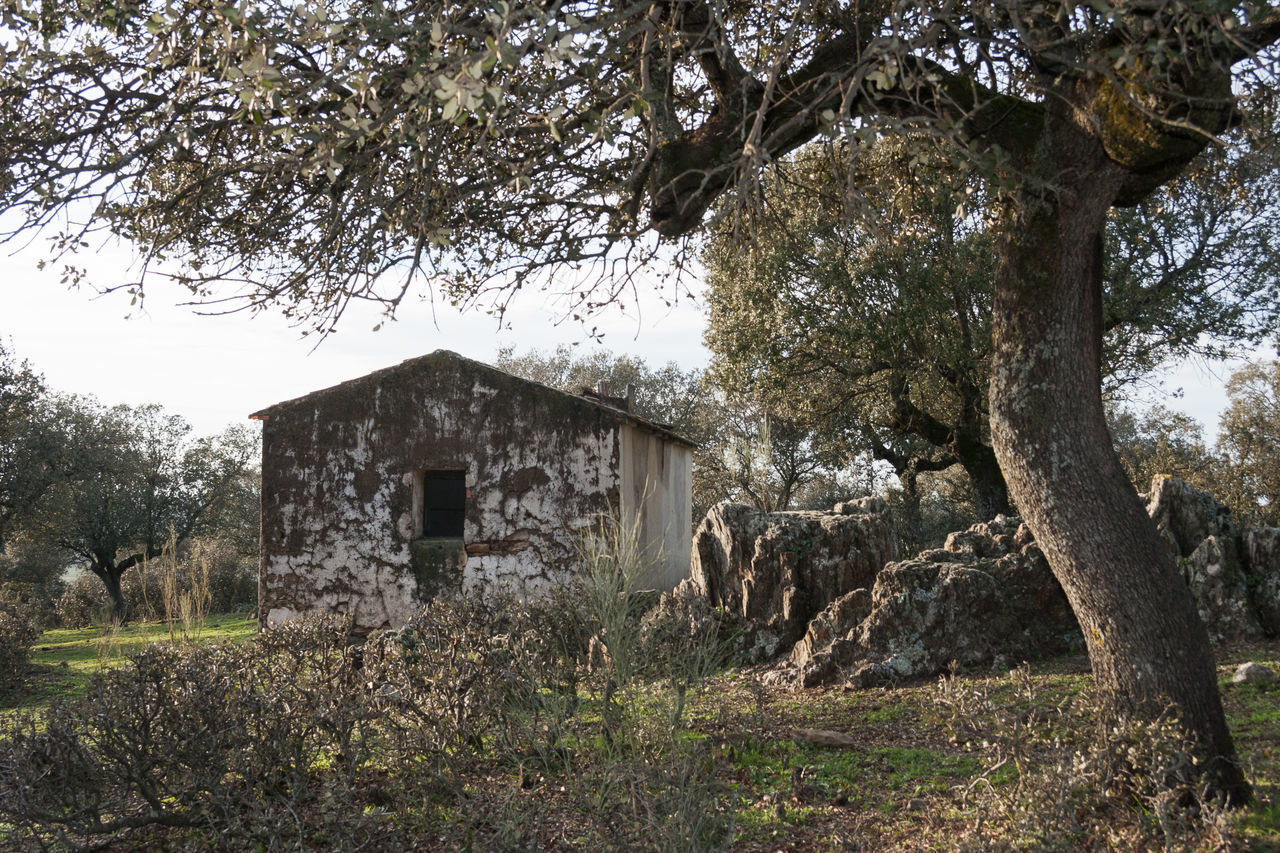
259,356,622,631
619,423,694,590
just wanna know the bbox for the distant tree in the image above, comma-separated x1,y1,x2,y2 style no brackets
1107,404,1220,497
494,345,704,440
28,400,257,621
1217,360,1280,528
697,398,839,515
0,341,62,551
495,346,857,521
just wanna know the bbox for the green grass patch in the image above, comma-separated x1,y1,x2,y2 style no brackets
2,613,257,715
730,736,982,811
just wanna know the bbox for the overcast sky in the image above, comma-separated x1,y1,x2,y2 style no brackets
0,238,709,436
0,235,1260,443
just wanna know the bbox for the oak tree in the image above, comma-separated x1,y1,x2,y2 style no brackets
1217,359,1280,528
25,399,257,620
705,113,1280,527
5,0,1279,799
0,341,62,552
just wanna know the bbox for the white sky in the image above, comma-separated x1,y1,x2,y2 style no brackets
0,239,710,436
0,236,1260,443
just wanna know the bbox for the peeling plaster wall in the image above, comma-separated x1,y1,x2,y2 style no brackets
619,423,693,590
258,352,628,632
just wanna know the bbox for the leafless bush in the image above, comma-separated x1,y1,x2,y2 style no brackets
364,591,588,789
938,666,1242,851
0,615,384,850
0,608,40,691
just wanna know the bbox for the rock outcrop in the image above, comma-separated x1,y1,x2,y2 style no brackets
688,498,896,660
680,478,1280,689
1243,527,1280,637
1145,477,1262,644
789,516,1077,687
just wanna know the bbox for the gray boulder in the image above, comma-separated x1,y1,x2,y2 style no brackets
792,516,1077,687
689,499,896,658
1232,661,1278,684
1242,527,1280,637
1145,477,1263,644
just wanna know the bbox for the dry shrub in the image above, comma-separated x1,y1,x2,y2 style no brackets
363,590,588,788
0,615,387,851
0,580,59,628
52,536,255,629
3,560,732,851
938,666,1242,851
0,608,40,691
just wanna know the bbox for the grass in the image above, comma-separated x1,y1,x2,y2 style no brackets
2,612,257,715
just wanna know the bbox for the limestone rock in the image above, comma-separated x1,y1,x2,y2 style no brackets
794,516,1077,688
690,501,896,659
1232,662,1278,684
1243,527,1280,637
1146,477,1262,643
1179,535,1262,644
1145,476,1236,556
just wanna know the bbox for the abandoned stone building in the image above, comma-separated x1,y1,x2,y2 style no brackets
251,350,695,631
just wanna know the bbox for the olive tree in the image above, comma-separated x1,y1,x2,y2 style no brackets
5,0,1279,800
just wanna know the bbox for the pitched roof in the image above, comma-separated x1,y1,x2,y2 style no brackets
249,349,697,448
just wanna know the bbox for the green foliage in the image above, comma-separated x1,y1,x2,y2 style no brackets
1107,403,1221,496
706,119,1280,527
704,140,1007,521
0,340,59,553
1102,102,1280,386
16,394,258,620
497,345,874,518
1217,359,1280,528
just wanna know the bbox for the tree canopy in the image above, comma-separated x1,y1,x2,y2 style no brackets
494,345,863,520
704,114,1280,523
0,340,60,551
28,400,258,620
5,3,1273,323
1217,359,1280,528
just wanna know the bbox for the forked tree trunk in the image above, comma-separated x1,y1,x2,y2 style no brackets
988,133,1249,803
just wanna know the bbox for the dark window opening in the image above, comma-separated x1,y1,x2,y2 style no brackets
423,470,466,538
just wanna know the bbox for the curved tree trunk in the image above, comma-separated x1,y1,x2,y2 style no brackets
988,130,1248,803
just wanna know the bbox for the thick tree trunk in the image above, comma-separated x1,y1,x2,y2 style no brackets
988,135,1249,802
90,561,128,624
951,439,1012,522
